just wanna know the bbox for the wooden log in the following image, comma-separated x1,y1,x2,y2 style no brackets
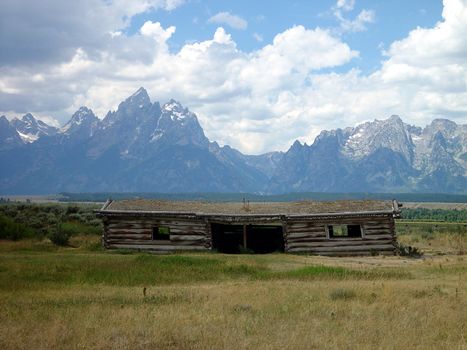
107,229,151,235
364,231,393,237
286,235,393,244
167,229,206,235
106,244,207,251
287,250,395,256
286,232,327,239
106,239,172,245
287,223,326,229
107,234,151,240
287,235,339,243
169,235,206,242
287,240,394,249
285,227,326,234
108,221,206,228
153,220,206,226
363,227,393,233
108,223,206,229
287,243,395,253
106,239,204,246
363,225,393,231
107,227,207,236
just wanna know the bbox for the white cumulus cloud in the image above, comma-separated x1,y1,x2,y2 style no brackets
0,0,466,155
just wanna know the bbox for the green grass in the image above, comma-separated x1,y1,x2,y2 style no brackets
0,235,465,350
0,250,412,292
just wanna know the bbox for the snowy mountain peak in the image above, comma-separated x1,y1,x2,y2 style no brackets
10,113,58,143
162,99,195,122
163,99,183,111
61,107,98,135
342,115,413,161
22,113,35,123
69,107,96,124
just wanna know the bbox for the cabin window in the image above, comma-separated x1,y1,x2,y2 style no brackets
152,226,170,240
327,224,362,238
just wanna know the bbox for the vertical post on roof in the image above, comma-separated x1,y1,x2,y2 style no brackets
243,224,247,250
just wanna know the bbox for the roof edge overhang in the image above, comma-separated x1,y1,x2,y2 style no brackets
94,199,402,220
95,209,398,220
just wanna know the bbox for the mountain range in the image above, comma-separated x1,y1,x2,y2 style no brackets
1,87,466,194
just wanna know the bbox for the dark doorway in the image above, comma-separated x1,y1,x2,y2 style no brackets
211,223,284,254
211,224,243,253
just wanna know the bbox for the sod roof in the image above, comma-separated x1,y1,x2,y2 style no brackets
102,199,398,216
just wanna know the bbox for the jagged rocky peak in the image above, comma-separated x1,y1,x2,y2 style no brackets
11,113,58,143
388,114,403,123
61,106,99,136
425,118,459,138
120,87,151,109
162,99,196,122
289,140,305,152
67,107,97,125
103,87,159,129
149,99,208,148
21,113,35,123
0,115,9,125
0,115,24,149
312,128,347,153
315,127,346,141
342,115,413,161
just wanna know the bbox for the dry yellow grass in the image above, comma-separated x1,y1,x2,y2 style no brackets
0,235,466,349
0,277,465,349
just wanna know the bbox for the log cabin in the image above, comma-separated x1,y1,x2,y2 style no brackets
96,199,402,256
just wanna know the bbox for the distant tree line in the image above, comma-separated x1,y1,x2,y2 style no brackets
401,208,467,222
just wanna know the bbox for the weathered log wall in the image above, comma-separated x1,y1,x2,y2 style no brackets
103,216,210,253
284,215,396,256
101,213,397,256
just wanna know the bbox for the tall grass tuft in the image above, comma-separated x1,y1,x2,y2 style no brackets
329,288,356,300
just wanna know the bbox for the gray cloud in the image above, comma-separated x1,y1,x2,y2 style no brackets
0,0,110,66
0,0,184,67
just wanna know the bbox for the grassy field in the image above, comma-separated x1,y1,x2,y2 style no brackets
0,227,466,350
0,204,466,349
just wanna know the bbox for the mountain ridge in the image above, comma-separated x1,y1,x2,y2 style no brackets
0,87,465,194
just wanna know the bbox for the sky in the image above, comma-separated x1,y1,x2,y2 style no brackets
0,0,466,154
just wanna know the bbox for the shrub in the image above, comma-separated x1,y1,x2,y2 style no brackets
66,205,80,214
0,214,35,240
48,222,71,246
396,242,423,257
